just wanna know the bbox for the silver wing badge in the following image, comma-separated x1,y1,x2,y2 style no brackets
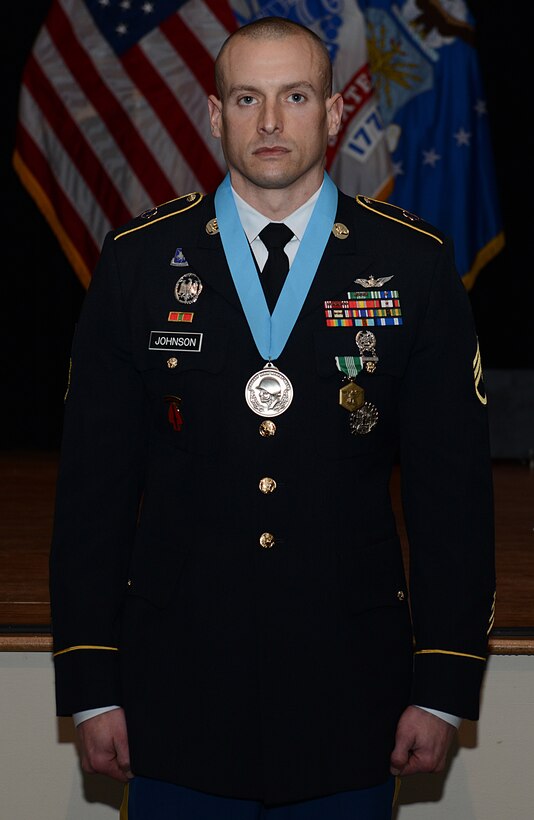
354,275,394,288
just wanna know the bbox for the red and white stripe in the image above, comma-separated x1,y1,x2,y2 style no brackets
14,0,236,283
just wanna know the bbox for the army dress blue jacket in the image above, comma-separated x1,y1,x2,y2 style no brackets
50,189,495,805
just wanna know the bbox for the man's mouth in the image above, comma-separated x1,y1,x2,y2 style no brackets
253,146,290,157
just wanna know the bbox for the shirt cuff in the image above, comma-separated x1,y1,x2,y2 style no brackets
72,705,121,727
414,705,462,729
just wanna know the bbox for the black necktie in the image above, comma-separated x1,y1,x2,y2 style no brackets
259,222,294,313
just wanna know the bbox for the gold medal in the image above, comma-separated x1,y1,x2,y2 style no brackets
339,380,365,412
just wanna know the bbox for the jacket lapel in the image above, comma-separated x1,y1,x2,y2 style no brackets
179,195,243,313
300,192,374,320
180,191,375,319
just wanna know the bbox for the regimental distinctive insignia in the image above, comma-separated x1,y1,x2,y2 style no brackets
354,274,394,288
339,380,365,412
245,364,293,418
205,218,219,235
170,247,189,267
168,311,194,323
473,341,487,405
349,402,379,435
167,357,178,369
149,331,203,352
174,273,203,304
324,290,402,327
332,222,350,239
139,206,158,219
164,395,183,431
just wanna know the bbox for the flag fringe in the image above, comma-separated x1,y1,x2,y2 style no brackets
462,232,505,291
13,149,91,289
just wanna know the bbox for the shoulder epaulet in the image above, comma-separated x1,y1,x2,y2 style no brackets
114,192,204,241
355,195,443,245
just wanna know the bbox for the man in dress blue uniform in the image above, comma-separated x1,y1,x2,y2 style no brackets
50,17,495,820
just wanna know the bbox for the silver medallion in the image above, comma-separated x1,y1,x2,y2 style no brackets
349,402,379,435
174,273,203,305
245,363,293,418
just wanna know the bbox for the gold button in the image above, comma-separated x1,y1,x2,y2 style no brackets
167,357,178,369
397,590,405,601
259,420,276,437
127,579,133,587
259,477,277,494
259,532,275,549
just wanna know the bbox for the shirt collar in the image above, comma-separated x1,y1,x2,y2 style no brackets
231,183,323,244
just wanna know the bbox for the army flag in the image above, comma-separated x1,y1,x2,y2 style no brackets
359,0,504,285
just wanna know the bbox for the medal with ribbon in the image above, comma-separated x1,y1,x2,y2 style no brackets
215,172,338,417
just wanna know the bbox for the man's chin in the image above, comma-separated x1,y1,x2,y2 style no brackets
244,167,299,191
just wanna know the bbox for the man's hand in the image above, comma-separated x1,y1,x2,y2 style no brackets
390,706,456,776
76,708,133,782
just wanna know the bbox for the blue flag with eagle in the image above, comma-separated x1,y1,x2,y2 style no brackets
359,0,504,287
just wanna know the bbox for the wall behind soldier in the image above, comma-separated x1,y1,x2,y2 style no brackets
1,651,533,820
1,2,532,450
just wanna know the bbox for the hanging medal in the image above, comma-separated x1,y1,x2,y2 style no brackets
335,353,379,435
215,172,338,418
245,362,293,418
335,356,365,411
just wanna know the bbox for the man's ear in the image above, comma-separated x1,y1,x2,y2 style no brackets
326,93,344,138
208,95,223,138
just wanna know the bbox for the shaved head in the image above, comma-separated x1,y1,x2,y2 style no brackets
215,17,333,101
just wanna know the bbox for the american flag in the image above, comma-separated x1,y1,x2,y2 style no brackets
14,0,392,287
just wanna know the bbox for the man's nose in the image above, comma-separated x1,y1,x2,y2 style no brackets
258,99,282,134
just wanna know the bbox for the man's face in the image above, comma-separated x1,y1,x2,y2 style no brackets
208,34,342,202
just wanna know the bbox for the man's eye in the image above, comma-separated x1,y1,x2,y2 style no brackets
238,96,255,106
289,93,305,103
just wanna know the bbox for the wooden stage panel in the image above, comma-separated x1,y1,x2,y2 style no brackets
0,452,533,651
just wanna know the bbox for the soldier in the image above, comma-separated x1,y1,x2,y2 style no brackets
50,16,495,820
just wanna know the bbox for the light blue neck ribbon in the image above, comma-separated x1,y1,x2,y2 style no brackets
214,172,338,361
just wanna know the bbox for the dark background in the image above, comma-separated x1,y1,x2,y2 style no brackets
2,2,532,449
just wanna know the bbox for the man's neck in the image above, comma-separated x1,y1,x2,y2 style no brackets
229,171,324,220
